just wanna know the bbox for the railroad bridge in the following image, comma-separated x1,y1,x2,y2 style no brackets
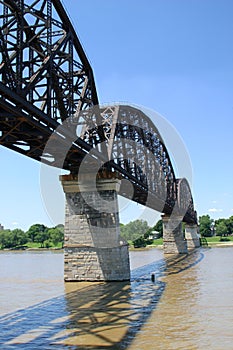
0,0,200,281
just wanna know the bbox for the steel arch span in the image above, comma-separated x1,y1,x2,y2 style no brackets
0,0,197,225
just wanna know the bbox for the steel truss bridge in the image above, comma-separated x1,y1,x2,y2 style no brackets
0,0,197,224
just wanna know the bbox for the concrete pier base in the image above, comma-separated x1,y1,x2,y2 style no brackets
162,215,188,254
60,175,130,282
185,224,200,249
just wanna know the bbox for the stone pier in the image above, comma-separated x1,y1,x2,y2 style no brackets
162,214,188,254
185,224,200,249
60,175,130,282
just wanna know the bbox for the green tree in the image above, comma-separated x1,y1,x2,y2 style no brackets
47,227,64,246
34,230,49,248
11,229,28,247
144,219,163,239
0,229,27,249
153,219,163,238
215,221,228,237
199,215,213,237
27,224,47,242
0,229,12,249
225,216,233,235
133,236,147,248
55,224,64,231
120,220,150,241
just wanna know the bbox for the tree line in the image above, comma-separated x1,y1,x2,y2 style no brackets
0,219,161,250
199,215,233,237
1,214,232,250
120,219,163,248
0,224,64,249
120,215,233,247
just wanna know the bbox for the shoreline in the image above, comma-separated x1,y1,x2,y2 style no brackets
0,247,63,252
1,241,233,252
206,241,233,247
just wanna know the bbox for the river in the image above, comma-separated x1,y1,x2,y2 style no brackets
0,247,233,349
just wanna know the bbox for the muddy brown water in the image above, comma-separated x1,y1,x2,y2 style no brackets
0,247,233,349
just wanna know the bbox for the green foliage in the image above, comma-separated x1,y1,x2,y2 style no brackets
152,219,163,238
47,227,64,246
44,240,51,248
27,224,47,242
206,236,233,244
215,221,228,237
145,238,154,245
133,236,147,248
226,216,233,235
199,215,213,237
120,218,164,248
0,230,12,249
34,230,49,248
0,224,64,249
0,229,28,249
12,229,28,246
143,219,163,239
120,219,150,241
219,237,231,242
215,216,233,236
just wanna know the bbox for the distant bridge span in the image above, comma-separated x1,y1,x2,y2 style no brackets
0,0,200,281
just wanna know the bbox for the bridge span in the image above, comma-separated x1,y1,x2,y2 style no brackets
0,0,200,281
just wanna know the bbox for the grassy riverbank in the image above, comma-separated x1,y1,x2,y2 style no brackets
0,242,63,251
205,236,233,246
26,242,63,249
128,238,163,250
2,236,233,251
129,236,233,250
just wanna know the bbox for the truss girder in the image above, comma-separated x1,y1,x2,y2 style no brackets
73,105,196,223
0,1,196,224
0,0,98,122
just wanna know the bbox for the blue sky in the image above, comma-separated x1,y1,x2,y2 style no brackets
1,0,233,230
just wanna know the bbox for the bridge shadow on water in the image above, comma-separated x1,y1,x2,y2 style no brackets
0,249,205,350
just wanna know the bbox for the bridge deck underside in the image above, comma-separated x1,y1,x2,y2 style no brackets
0,0,197,224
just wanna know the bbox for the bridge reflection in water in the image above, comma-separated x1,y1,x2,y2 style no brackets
0,249,205,349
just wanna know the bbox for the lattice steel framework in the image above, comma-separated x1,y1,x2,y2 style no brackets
0,0,197,223
72,105,196,223
0,0,100,160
